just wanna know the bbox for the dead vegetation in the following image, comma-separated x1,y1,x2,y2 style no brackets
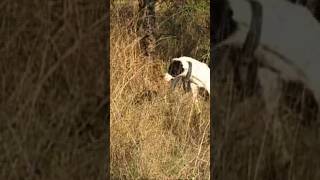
110,0,210,179
0,1,107,179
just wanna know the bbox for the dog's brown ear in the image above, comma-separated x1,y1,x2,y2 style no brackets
170,76,182,90
182,78,191,92
242,0,262,57
185,61,192,80
182,61,192,92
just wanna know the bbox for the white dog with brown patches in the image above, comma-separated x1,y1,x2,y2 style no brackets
164,56,210,100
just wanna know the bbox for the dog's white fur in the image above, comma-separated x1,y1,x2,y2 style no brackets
164,56,210,99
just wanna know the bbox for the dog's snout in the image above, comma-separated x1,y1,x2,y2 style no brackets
164,73,173,82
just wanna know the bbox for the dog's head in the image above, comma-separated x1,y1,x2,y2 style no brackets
164,58,193,91
164,58,191,82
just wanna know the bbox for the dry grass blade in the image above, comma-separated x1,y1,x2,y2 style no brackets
110,1,210,179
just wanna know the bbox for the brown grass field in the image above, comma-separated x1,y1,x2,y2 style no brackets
110,1,210,179
1,1,106,179
3,0,319,179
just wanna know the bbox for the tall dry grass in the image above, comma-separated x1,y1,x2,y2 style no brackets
0,1,106,179
110,1,210,179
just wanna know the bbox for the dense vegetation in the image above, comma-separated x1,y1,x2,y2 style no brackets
110,0,210,179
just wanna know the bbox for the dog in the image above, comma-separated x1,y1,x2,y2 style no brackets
213,0,320,167
214,0,320,123
164,56,210,101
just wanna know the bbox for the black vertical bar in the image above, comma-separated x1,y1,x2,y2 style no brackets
210,0,216,180
105,0,110,179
